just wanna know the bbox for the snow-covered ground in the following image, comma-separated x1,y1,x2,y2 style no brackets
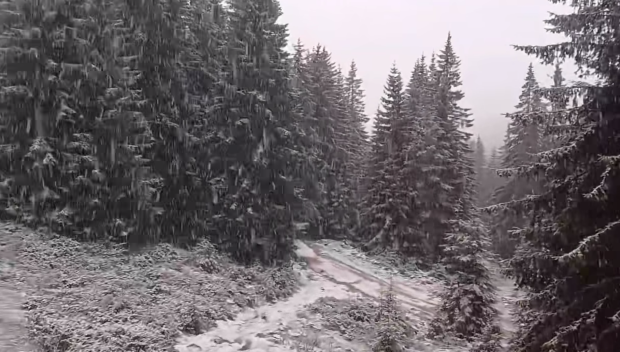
486,261,524,347
0,285,37,351
176,240,519,352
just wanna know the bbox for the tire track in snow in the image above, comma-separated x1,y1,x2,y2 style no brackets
306,243,439,321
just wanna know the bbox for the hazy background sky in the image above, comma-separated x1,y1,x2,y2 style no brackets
279,0,575,152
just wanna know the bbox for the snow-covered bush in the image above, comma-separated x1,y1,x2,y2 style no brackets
428,217,497,340
469,325,502,352
373,278,406,352
6,229,298,352
306,281,416,350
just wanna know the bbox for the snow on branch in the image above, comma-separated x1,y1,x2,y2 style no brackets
481,194,541,214
557,219,620,264
584,154,620,200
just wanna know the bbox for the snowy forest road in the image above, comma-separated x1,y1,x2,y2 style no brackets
176,240,516,352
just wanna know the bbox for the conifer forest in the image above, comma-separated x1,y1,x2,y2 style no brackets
0,0,618,352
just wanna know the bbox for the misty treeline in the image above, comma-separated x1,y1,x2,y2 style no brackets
0,0,618,350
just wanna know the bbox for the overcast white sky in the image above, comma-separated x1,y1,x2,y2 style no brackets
279,0,574,151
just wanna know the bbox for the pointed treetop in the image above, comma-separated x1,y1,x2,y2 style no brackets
523,63,539,86
527,62,535,74
382,65,404,97
390,62,400,75
350,60,358,71
514,63,544,113
443,32,454,53
294,39,305,56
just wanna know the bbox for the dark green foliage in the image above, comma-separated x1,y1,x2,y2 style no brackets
0,0,157,244
500,1,620,351
429,213,497,339
296,45,358,240
424,34,497,340
0,0,315,265
488,64,546,259
362,65,414,252
344,60,370,202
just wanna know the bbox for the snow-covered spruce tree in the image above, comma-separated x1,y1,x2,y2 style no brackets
171,0,228,245
344,60,371,202
409,49,459,261
393,56,435,258
500,1,620,351
130,0,227,247
489,64,546,259
362,65,412,252
0,0,76,225
207,0,304,264
406,54,452,261
331,65,358,239
428,34,497,339
304,46,356,240
429,204,497,339
0,0,156,243
288,40,323,237
434,33,476,209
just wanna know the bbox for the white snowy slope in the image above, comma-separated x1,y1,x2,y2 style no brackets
175,240,518,352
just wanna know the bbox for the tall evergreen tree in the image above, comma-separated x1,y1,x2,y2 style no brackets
490,64,546,259
331,64,358,238
429,33,496,339
421,34,476,259
344,60,370,202
362,65,409,250
304,46,355,239
502,1,620,351
0,0,159,244
289,40,323,235
0,0,315,266
397,56,436,258
207,0,304,264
